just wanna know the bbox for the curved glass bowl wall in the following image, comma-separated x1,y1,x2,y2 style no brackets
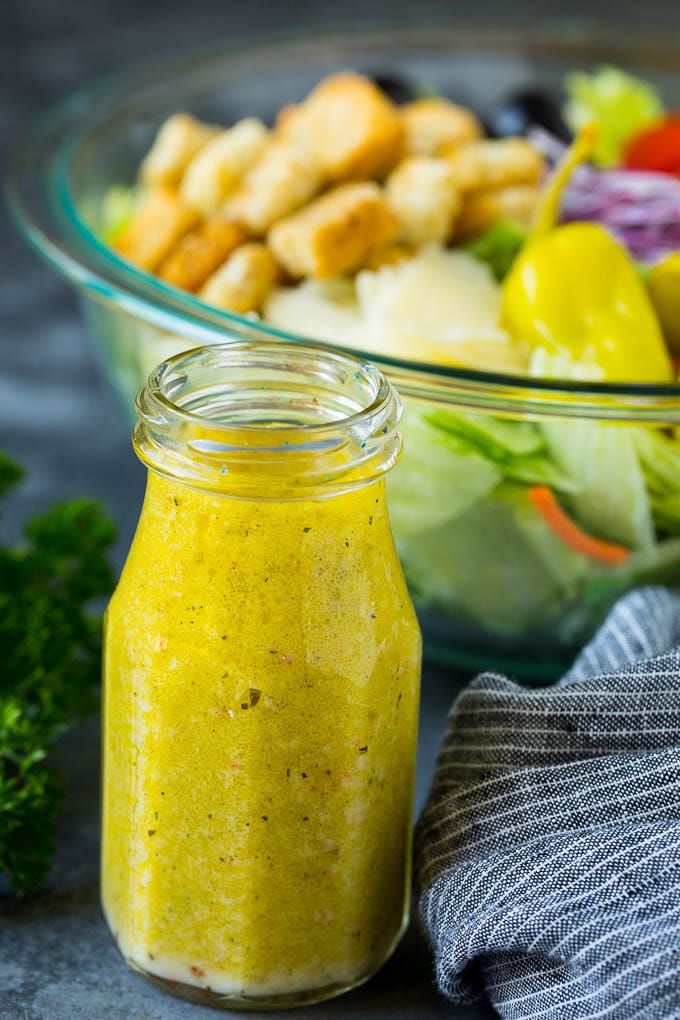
8,26,680,678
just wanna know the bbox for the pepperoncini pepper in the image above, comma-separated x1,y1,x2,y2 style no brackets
646,252,680,355
501,125,673,383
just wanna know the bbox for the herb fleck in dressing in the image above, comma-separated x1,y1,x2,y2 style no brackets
102,470,421,1002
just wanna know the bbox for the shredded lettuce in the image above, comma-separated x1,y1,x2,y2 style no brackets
529,347,606,383
389,408,679,647
463,221,528,282
398,483,587,636
425,409,543,459
425,410,578,493
564,66,664,167
635,428,680,496
649,493,680,534
512,483,589,593
99,185,140,244
634,429,680,533
388,407,501,538
583,537,680,610
500,454,580,494
540,421,655,550
391,411,590,636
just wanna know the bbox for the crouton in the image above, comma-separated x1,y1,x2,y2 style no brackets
401,98,483,156
386,156,462,245
455,184,540,240
199,243,280,313
115,187,200,271
140,114,219,189
157,219,251,291
365,243,415,271
268,182,398,280
179,118,270,216
225,138,323,234
446,139,545,194
274,104,302,136
299,72,404,181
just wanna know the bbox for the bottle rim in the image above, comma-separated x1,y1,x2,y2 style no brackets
133,341,402,499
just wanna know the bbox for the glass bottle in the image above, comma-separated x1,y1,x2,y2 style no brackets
101,341,422,1009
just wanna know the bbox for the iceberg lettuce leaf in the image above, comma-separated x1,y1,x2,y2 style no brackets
388,407,502,538
463,221,528,282
635,428,680,494
425,409,544,460
633,429,680,534
541,421,654,550
99,185,140,245
501,454,580,494
398,483,588,636
583,537,680,609
564,66,664,167
426,409,578,493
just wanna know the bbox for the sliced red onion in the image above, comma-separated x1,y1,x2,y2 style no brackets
528,129,680,263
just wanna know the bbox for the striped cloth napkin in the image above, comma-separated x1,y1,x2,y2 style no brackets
415,587,680,1019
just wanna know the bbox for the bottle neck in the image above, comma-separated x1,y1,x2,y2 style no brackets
133,342,402,501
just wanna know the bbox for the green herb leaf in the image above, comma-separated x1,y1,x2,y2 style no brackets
0,452,115,894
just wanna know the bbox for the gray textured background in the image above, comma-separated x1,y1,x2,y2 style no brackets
1,2,678,1018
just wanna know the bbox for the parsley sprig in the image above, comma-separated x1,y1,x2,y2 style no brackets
0,452,115,894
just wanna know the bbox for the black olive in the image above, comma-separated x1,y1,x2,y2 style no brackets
369,72,419,106
490,88,571,141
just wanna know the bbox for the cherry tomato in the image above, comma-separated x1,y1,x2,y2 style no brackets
623,114,680,177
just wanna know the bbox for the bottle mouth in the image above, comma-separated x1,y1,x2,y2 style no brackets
134,341,402,498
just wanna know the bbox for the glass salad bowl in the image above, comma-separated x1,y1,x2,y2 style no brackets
8,25,680,678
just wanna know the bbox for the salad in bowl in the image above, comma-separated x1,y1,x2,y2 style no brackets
8,28,680,674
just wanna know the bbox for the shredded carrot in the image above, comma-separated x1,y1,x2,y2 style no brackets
528,486,630,567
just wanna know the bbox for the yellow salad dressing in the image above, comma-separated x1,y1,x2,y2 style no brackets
101,343,421,1008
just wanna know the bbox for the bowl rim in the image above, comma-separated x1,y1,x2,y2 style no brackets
7,23,680,421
